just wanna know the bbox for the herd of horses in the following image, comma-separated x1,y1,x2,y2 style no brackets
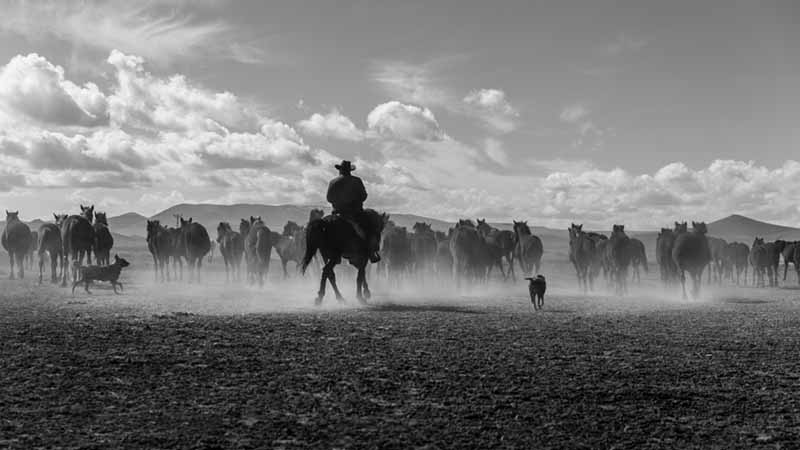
569,220,800,300
3,206,799,303
1,206,113,285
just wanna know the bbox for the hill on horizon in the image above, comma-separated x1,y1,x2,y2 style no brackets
706,214,800,243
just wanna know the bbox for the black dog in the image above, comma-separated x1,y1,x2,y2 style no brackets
525,275,546,310
72,254,130,295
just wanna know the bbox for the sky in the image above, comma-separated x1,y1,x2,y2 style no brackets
0,0,797,228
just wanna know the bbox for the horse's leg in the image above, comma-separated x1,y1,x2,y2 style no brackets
362,265,371,300
317,261,330,304
281,258,289,279
7,251,16,280
328,261,344,301
679,269,687,300
196,257,203,284
356,265,365,303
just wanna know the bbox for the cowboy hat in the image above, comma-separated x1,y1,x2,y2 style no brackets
335,160,356,172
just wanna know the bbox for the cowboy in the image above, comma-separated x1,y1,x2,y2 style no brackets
326,160,380,263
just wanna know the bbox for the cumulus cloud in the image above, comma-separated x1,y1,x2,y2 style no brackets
366,101,444,142
297,110,365,141
463,88,519,133
107,50,261,133
0,53,108,126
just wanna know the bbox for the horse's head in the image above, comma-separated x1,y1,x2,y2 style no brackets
239,218,250,235
5,210,19,222
53,213,68,225
283,221,300,236
568,223,583,240
413,222,432,235
457,219,475,228
613,224,625,233
146,220,161,240
95,212,108,225
691,221,707,235
476,219,493,235
309,208,325,222
80,204,94,222
249,216,261,225
217,221,231,238
674,222,688,233
514,220,531,237
753,237,764,247
180,217,192,228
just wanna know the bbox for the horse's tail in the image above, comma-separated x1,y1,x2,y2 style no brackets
301,219,323,274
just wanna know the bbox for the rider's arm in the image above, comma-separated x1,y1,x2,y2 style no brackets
358,178,367,202
326,181,335,203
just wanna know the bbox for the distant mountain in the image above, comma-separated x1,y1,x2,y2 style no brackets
108,212,149,237
708,214,800,242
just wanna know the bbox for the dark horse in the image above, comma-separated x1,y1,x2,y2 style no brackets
381,221,413,283
706,237,727,285
93,212,114,266
449,220,486,287
568,224,596,293
2,211,32,279
782,241,798,283
244,216,273,287
179,217,211,283
274,221,306,278
513,221,543,278
724,242,749,285
38,215,64,284
147,220,174,282
628,238,648,284
217,222,244,282
607,225,633,295
476,219,517,281
60,205,95,286
656,228,678,286
672,222,711,299
301,209,386,304
410,222,438,281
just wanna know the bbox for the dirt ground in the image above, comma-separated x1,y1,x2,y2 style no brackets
2,256,800,449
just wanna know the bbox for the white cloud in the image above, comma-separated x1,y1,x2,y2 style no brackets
560,104,590,123
297,110,365,142
107,50,262,133
0,53,108,127
463,88,519,133
366,101,444,142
